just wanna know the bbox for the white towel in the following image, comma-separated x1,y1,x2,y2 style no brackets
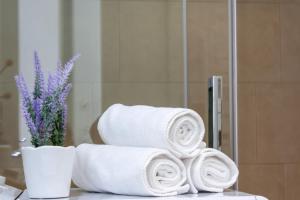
184,148,239,193
98,104,205,158
72,144,189,196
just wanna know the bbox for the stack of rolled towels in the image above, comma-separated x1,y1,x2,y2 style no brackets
72,104,239,196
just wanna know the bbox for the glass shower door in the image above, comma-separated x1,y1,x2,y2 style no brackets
100,0,233,157
187,0,231,156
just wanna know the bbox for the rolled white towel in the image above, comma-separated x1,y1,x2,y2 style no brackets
98,104,205,158
72,144,189,196
184,148,239,193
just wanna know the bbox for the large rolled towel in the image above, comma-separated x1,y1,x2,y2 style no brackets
72,144,189,196
184,148,239,193
98,104,205,158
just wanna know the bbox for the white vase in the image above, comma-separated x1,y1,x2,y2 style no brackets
22,146,75,198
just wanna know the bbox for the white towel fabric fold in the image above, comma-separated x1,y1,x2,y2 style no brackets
184,148,239,193
98,104,205,158
72,144,189,196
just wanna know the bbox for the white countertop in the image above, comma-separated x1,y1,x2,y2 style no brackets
18,189,268,200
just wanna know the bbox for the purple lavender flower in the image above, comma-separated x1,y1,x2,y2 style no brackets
62,103,68,132
59,83,72,104
33,98,42,130
33,51,45,99
54,54,80,88
23,107,37,135
47,74,57,95
15,75,32,108
15,52,79,147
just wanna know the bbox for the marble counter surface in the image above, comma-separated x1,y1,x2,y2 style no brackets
18,189,268,200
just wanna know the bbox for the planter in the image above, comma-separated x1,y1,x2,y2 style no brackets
22,146,75,198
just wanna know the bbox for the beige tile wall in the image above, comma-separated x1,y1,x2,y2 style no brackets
187,0,300,199
101,0,184,110
237,1,300,200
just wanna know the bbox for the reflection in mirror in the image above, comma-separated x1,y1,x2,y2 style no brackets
0,0,232,191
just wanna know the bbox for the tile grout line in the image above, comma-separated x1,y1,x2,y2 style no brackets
254,83,258,164
283,164,287,200
278,4,286,199
278,1,283,84
118,1,121,83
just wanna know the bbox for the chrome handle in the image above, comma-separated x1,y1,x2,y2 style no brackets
208,76,222,150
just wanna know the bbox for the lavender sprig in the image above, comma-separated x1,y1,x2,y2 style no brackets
58,54,80,87
15,75,37,135
23,107,37,135
33,51,45,99
59,83,72,104
15,52,79,147
15,75,32,109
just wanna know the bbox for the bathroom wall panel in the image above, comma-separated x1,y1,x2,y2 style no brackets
0,84,18,149
101,0,120,82
238,83,257,164
280,3,300,82
284,164,300,200
237,3,281,83
119,0,168,82
188,83,207,114
256,83,300,163
238,1,300,198
0,145,21,169
167,83,184,106
71,82,99,144
239,164,284,200
188,1,229,83
0,0,18,83
102,82,171,110
167,1,183,82
102,0,183,83
101,0,184,110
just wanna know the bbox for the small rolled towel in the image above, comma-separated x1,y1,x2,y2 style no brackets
184,148,239,193
98,104,205,158
72,144,189,196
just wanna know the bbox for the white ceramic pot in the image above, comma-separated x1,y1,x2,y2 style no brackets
22,146,75,198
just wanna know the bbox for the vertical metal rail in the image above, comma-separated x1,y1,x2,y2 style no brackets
182,0,189,108
228,0,239,190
